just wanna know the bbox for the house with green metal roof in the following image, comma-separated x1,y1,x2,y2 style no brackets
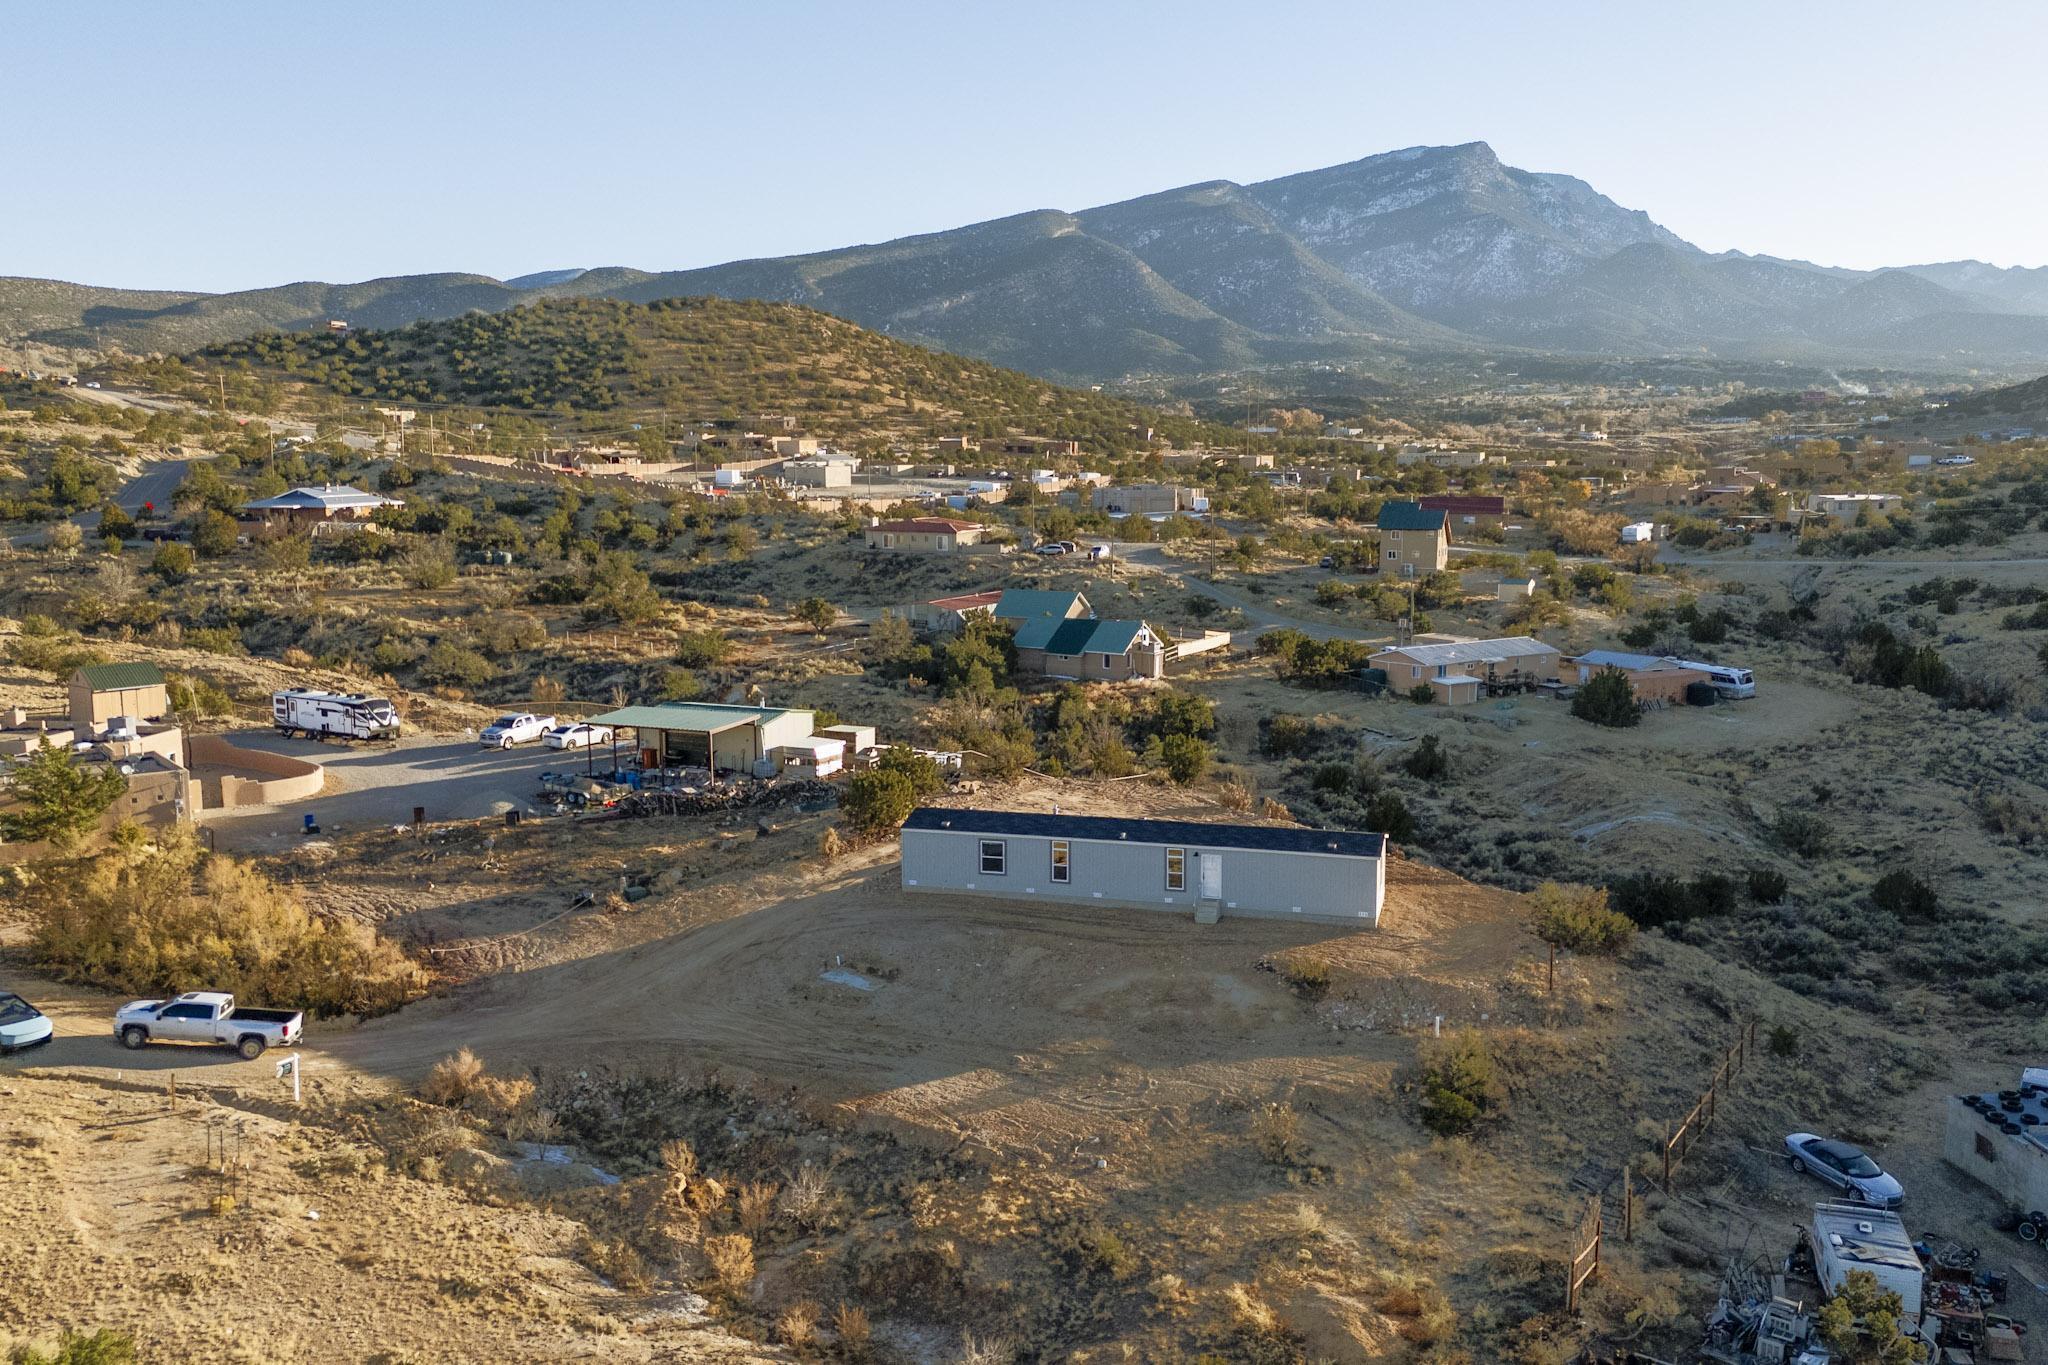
1014,617,1165,681
70,662,169,730
1376,500,1451,577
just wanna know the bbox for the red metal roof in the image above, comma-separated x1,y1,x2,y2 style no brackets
927,590,1003,610
1419,494,1507,516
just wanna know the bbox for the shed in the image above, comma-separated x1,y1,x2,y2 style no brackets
585,702,814,775
1497,577,1537,601
818,723,877,756
900,808,1387,926
70,662,169,731
776,735,845,779
1427,674,1483,705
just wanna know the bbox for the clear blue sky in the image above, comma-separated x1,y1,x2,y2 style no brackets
10,0,2045,292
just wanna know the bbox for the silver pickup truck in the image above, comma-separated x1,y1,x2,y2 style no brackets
113,991,303,1060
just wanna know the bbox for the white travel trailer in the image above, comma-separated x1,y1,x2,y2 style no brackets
271,689,401,741
1676,660,1757,698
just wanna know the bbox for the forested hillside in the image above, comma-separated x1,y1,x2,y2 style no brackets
180,297,1217,450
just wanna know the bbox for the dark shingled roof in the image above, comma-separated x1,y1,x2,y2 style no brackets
1377,500,1447,532
902,808,1387,859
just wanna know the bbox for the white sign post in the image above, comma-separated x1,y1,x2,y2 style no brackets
276,1051,301,1105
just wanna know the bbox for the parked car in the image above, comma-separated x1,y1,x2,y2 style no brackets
1035,542,1068,556
1784,1132,1903,1206
544,722,614,750
481,713,556,749
114,992,302,1060
0,991,54,1054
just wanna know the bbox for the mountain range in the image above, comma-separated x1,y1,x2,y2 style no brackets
8,141,2048,381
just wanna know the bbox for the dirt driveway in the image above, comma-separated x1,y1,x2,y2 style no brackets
197,729,594,852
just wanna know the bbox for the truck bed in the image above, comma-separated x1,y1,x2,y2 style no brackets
227,1007,300,1025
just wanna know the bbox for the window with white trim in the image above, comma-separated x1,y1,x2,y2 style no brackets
1165,847,1186,891
1050,840,1070,883
979,840,1006,875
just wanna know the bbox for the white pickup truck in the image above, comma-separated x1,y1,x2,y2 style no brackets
480,713,556,749
114,991,303,1060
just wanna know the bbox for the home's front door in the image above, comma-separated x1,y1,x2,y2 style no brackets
1199,853,1222,901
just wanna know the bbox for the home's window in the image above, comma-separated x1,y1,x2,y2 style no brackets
1410,666,1421,680
979,840,1006,875
1165,847,1186,891
1978,1133,1997,1162
1050,840,1070,883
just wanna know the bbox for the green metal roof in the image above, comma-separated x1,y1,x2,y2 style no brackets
993,589,1085,621
1376,500,1447,532
1024,618,1148,657
74,662,166,691
584,702,799,731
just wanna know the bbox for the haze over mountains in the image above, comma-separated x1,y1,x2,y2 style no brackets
9,141,2048,381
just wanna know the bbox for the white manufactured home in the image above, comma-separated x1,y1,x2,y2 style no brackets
899,808,1387,926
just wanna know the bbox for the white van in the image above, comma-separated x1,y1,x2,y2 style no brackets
1678,661,1756,699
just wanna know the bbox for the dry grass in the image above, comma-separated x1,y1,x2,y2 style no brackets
780,1164,831,1229
1250,1100,1303,1166
831,1301,872,1359
577,1236,650,1293
735,1180,779,1235
703,1233,755,1299
956,1334,1014,1365
420,1048,486,1105
775,1297,819,1352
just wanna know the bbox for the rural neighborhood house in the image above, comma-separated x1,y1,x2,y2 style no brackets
899,808,1388,925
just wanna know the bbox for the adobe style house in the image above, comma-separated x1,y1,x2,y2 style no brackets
70,662,169,730
1093,483,1205,518
1419,494,1507,531
1376,501,1450,576
900,808,1387,926
1369,636,1561,704
864,517,986,551
1013,617,1166,681
238,485,402,538
1563,651,1707,704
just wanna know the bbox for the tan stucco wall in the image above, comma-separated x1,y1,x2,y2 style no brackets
188,734,325,808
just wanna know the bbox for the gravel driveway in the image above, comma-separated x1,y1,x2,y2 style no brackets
197,729,615,851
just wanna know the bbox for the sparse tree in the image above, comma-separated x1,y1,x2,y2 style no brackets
149,541,194,584
792,596,837,631
1570,667,1639,728
190,509,238,558
0,743,128,847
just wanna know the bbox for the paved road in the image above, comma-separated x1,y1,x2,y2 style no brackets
76,458,189,530
198,729,598,852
